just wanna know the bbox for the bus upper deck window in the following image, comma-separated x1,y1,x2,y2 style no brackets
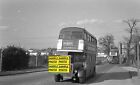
63,31,71,39
59,35,63,39
72,31,83,39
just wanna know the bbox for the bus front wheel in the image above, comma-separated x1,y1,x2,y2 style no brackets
78,70,86,83
54,74,61,82
72,76,79,83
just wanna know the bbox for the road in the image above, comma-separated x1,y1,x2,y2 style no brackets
0,64,125,85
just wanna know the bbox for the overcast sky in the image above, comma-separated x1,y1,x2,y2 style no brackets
0,0,140,49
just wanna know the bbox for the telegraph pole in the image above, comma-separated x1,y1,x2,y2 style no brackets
137,42,140,78
0,48,3,72
36,54,38,67
136,27,140,78
119,43,122,64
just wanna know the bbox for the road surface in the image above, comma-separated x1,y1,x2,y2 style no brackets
0,64,129,85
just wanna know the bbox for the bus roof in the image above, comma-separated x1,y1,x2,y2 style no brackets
60,27,96,39
60,27,84,32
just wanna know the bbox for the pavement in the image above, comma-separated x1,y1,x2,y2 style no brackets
120,65,140,85
0,67,47,76
89,65,132,85
87,64,140,85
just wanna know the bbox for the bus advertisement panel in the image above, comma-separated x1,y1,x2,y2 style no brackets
48,55,71,73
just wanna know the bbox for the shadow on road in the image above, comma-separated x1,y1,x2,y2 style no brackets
85,71,137,84
62,79,72,82
129,71,137,78
55,70,137,84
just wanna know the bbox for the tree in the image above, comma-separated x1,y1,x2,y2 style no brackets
123,18,140,65
98,34,115,55
2,46,29,71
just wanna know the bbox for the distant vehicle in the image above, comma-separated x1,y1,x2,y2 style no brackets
108,48,119,64
53,27,97,83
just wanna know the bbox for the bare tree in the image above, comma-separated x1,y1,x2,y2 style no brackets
98,34,114,55
123,18,140,65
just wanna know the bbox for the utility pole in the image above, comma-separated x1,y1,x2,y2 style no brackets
137,42,140,78
119,43,122,64
135,27,140,78
0,49,3,72
36,54,38,67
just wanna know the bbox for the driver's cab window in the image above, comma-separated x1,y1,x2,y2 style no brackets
68,52,84,63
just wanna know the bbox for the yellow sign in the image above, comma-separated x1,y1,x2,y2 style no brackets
48,56,70,60
48,64,70,73
48,60,70,64
48,55,70,73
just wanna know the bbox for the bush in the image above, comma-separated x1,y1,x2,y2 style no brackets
2,46,29,71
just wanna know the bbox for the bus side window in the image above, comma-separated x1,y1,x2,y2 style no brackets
91,37,93,42
93,38,96,44
90,36,92,42
84,33,87,40
87,35,89,42
89,36,91,42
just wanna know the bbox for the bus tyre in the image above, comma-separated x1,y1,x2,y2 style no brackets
54,74,61,82
72,77,78,83
77,70,86,83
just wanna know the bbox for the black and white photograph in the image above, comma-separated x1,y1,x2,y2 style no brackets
0,0,140,85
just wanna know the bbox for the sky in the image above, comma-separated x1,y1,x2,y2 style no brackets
0,0,140,49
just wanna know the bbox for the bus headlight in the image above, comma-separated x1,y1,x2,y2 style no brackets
74,70,78,73
57,39,62,50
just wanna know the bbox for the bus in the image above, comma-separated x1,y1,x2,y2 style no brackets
108,48,119,64
55,27,97,83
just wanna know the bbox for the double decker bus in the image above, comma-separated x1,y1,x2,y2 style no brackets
54,27,97,83
108,48,119,64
